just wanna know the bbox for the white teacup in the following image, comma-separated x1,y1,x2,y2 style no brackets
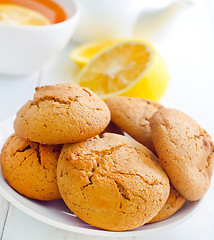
0,0,79,76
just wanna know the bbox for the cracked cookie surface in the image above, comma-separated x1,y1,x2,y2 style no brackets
57,133,170,231
0,134,62,200
106,97,163,153
150,108,214,201
14,83,110,144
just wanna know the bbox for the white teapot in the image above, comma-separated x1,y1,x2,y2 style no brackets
73,0,176,42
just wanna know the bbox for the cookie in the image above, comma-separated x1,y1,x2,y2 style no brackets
149,184,185,223
14,83,110,144
105,97,163,152
57,133,170,231
0,134,61,200
150,108,214,201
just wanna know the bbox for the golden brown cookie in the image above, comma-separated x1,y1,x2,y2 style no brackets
105,97,163,152
149,184,185,223
150,108,214,201
57,133,170,231
0,134,61,200
14,83,110,144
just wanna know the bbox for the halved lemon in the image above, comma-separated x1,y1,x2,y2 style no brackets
76,40,170,101
0,4,51,26
69,40,116,68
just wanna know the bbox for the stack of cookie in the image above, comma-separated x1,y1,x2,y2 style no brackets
106,97,214,225
0,83,111,201
0,83,214,232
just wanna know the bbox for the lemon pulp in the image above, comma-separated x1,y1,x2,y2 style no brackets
0,4,51,26
70,40,115,68
76,40,170,101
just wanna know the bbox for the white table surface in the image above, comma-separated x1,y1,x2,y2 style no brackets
0,0,214,239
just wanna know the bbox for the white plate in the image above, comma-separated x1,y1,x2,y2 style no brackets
0,115,203,237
